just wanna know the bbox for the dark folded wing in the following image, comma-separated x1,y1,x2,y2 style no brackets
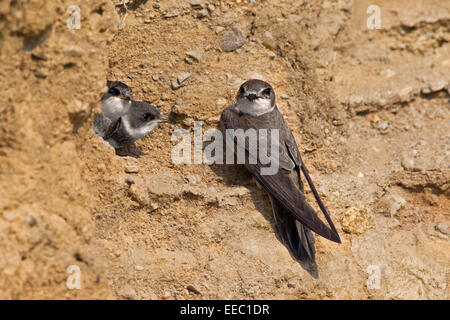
221,107,340,243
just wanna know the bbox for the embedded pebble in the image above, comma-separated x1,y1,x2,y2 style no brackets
185,49,203,62
220,26,245,52
63,45,84,57
119,286,137,300
187,285,201,295
190,0,205,9
435,222,449,236
376,122,389,131
26,214,37,227
171,81,183,90
287,280,297,288
177,72,192,84
197,9,208,19
163,9,180,18
378,193,406,217
125,165,139,173
341,206,373,234
262,31,276,50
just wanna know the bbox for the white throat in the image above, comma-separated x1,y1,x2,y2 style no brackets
101,97,130,119
236,98,274,116
122,117,160,141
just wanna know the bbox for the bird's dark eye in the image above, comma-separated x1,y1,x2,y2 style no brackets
143,113,155,121
263,87,271,96
239,86,245,95
108,87,120,96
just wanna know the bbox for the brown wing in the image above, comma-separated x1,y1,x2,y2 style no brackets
220,106,340,243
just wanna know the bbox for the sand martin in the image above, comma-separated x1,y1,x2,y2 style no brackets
103,101,165,149
220,79,340,261
94,81,166,154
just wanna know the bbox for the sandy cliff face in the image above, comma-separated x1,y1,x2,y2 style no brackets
0,0,448,299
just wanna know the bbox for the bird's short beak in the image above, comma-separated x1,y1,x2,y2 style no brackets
246,93,258,101
118,96,130,101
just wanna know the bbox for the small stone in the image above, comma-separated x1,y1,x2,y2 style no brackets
185,49,203,62
268,51,276,58
163,9,180,18
135,265,144,271
220,26,246,52
262,31,276,50
34,68,48,78
171,80,183,90
215,26,224,34
435,222,449,236
183,117,194,127
175,99,183,105
378,193,406,217
398,86,413,101
152,75,159,81
376,122,389,131
380,69,396,78
216,98,226,106
67,99,88,118
162,291,172,300
429,79,446,92
149,203,159,213
287,280,296,288
208,4,215,11
125,165,139,173
119,286,137,300
348,95,363,107
26,214,37,227
341,206,373,234
400,16,416,28
401,154,416,171
177,72,192,84
186,285,201,295
280,94,289,99
197,8,208,18
63,45,84,57
189,0,205,9
421,87,432,95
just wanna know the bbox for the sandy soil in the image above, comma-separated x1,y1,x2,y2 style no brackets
0,0,448,299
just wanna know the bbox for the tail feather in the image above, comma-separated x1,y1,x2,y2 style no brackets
270,196,316,261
